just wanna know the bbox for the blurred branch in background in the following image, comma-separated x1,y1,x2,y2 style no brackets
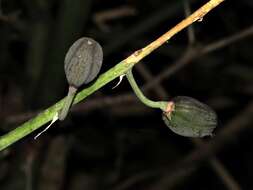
93,5,137,32
23,0,52,107
102,1,187,55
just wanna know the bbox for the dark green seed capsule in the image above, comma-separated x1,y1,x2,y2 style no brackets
58,37,103,121
64,37,103,88
162,96,217,137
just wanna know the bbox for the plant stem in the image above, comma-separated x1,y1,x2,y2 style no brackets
0,0,224,151
126,69,167,111
0,61,132,151
58,86,77,121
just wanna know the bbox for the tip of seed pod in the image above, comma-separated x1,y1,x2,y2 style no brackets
87,40,92,45
165,101,175,113
163,101,175,120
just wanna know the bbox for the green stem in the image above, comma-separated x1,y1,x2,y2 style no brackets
0,60,134,151
126,69,167,111
58,86,77,121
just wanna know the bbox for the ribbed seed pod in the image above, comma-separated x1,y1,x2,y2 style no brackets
64,37,103,88
58,37,103,121
162,96,217,137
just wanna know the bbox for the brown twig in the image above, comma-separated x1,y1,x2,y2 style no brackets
209,158,242,190
93,6,136,32
103,1,186,55
125,0,225,64
184,0,196,44
0,10,20,23
193,140,242,190
202,25,253,54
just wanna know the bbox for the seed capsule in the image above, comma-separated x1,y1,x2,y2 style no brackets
162,96,217,137
58,37,103,121
64,37,103,88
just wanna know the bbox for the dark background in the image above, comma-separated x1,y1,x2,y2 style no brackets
1,0,253,189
